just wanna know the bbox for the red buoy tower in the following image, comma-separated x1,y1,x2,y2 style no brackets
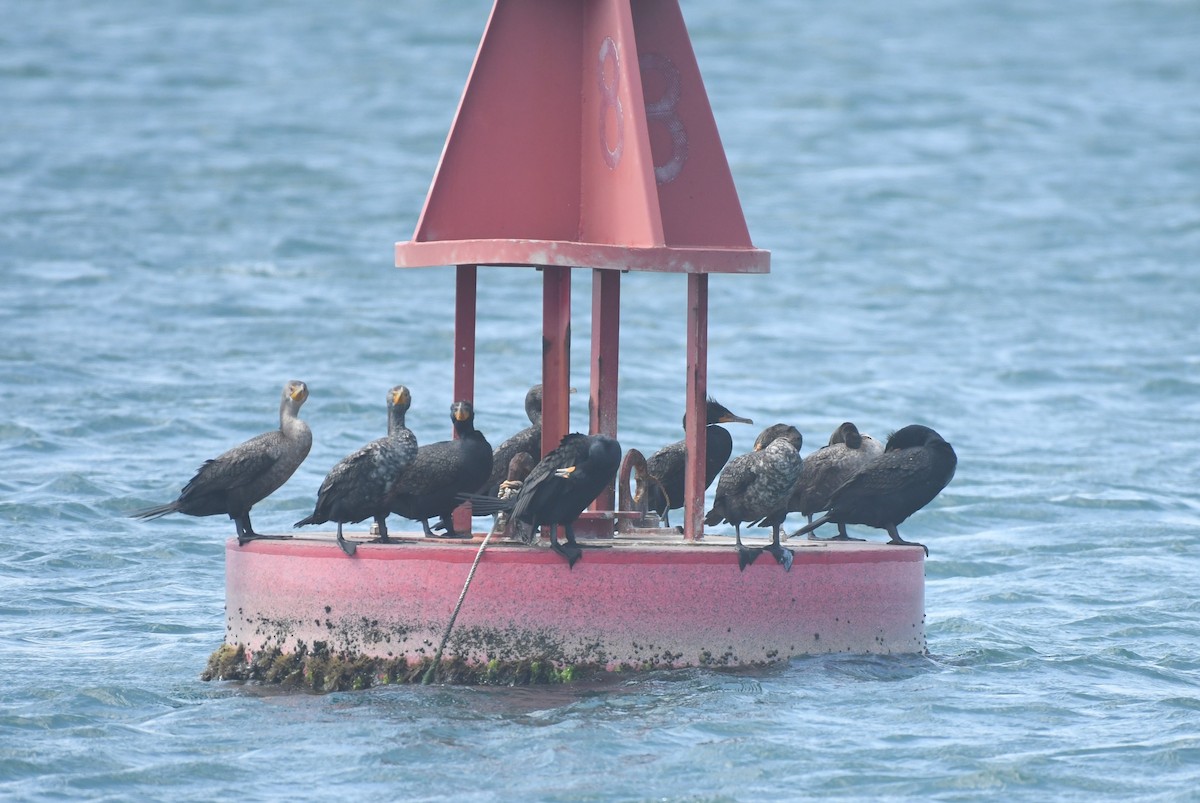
395,0,769,538
215,0,926,687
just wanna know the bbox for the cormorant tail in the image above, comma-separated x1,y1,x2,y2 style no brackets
128,502,179,520
455,491,515,516
787,513,832,540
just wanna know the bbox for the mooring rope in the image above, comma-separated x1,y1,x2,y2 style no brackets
422,528,494,684
423,476,527,684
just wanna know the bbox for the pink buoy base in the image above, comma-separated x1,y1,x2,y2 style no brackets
221,532,925,677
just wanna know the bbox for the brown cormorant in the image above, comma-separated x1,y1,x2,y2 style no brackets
788,424,957,556
463,433,622,568
390,400,492,538
705,425,803,571
492,450,535,540
294,385,418,556
130,380,312,545
646,397,753,526
763,421,883,541
478,384,578,500
480,385,539,496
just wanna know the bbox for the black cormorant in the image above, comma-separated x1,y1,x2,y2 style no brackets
646,397,753,526
464,433,622,568
390,400,492,538
788,424,957,556
705,425,803,571
294,385,418,556
130,380,312,545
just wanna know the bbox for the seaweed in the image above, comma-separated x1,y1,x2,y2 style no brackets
201,642,603,692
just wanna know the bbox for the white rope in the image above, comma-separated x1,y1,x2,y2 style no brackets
423,528,494,684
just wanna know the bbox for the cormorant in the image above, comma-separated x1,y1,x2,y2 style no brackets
293,385,418,556
764,421,883,541
645,397,753,526
492,451,535,540
476,385,537,495
788,424,957,556
464,433,622,568
130,380,312,545
705,425,803,571
390,400,492,538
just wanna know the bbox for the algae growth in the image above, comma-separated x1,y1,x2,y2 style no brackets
202,641,600,692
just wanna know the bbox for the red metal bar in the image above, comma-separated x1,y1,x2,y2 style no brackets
452,264,478,534
589,268,621,511
453,264,478,407
541,266,572,457
398,240,768,274
683,272,708,541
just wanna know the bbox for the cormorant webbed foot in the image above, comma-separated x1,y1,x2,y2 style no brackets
888,536,929,557
429,517,470,539
808,532,865,543
884,526,928,556
237,533,294,547
551,541,583,569
369,520,392,544
335,525,357,556
763,543,794,572
737,546,763,571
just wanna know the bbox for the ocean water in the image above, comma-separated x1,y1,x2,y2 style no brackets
3,0,1199,799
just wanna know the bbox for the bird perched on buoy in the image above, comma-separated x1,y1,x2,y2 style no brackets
130,380,312,545
390,400,492,539
491,450,535,540
463,433,622,568
761,421,883,540
645,397,753,527
478,384,575,500
293,385,418,556
788,424,957,556
705,425,803,571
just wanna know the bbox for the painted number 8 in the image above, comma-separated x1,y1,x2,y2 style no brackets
640,52,687,185
597,39,689,185
598,37,624,170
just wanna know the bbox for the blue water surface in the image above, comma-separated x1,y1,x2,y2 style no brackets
2,0,1199,799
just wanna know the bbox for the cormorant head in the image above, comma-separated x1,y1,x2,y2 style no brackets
525,383,574,424
388,385,412,412
682,397,753,429
285,380,309,405
830,422,862,449
451,400,474,423
885,424,944,452
754,423,802,452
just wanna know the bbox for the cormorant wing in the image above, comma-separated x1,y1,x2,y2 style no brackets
509,433,591,523
181,432,282,496
716,455,760,499
829,447,937,509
